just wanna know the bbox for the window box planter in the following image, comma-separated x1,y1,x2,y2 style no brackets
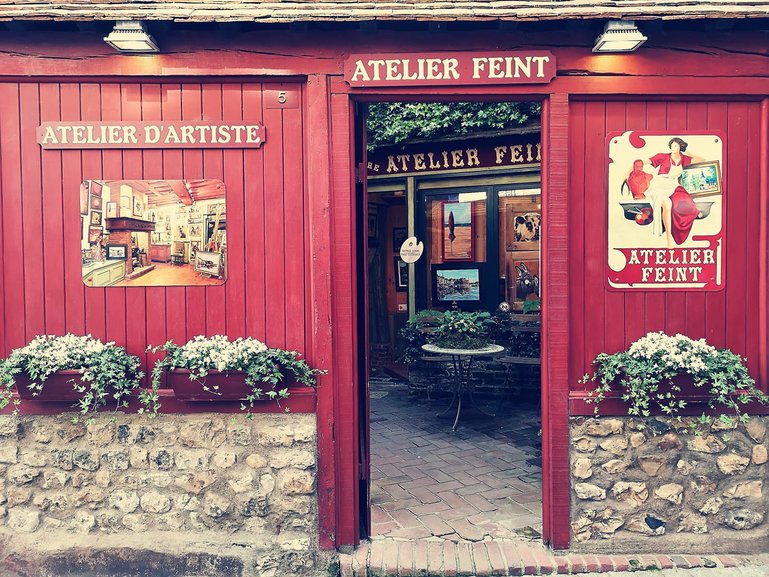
13,369,88,402
167,369,277,401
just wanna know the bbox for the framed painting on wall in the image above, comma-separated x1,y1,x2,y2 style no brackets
432,265,481,304
505,203,541,252
90,211,102,226
105,243,127,261
79,182,89,216
90,181,103,198
394,257,408,292
88,226,103,244
90,194,102,211
441,201,474,261
106,202,118,218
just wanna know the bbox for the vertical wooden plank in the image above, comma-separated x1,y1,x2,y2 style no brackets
243,84,266,341
644,101,668,333
705,102,728,348
182,83,206,339
756,99,769,391
202,83,227,336
222,83,246,339
0,83,25,351
542,93,571,550
39,83,66,336
142,83,167,372
724,102,749,359
744,102,761,381
567,102,585,389
684,102,709,340
19,83,45,341
284,97,306,353
623,101,648,347
79,83,107,342
0,88,4,355
122,83,146,362
162,83,187,348
60,83,86,338
307,74,336,550
264,101,286,348
664,101,688,337
330,91,357,546
582,101,606,368
604,101,626,355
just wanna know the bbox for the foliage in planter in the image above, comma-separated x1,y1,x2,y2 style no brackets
490,311,540,358
150,335,323,416
0,334,150,417
582,331,769,430
399,310,497,360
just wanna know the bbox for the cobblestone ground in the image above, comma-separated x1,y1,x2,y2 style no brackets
369,373,543,542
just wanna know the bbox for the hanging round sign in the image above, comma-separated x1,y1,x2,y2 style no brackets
399,237,423,263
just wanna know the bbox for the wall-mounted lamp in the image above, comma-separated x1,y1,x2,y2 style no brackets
104,21,159,53
593,20,647,53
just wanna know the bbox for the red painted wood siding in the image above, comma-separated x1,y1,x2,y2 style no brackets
0,81,310,381
568,100,765,393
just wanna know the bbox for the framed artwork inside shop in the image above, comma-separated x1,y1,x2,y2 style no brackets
441,201,474,261
106,202,118,218
394,257,408,292
105,243,127,261
505,202,541,252
90,195,102,211
506,250,540,311
90,181,102,197
432,264,481,305
90,211,102,226
392,227,407,252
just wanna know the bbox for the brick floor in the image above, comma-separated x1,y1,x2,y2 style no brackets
369,374,543,542
338,541,769,576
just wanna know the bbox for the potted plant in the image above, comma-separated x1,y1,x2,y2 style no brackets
429,310,497,350
583,331,769,429
0,334,151,417
150,335,322,415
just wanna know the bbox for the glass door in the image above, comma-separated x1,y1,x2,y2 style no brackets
416,187,498,312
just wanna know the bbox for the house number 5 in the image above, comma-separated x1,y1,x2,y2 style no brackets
265,86,298,108
277,91,287,104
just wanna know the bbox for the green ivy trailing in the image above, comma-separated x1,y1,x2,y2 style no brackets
0,334,150,418
149,335,323,418
366,102,541,149
582,331,769,431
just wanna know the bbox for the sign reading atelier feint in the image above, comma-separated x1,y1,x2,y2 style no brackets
37,122,266,149
607,131,725,291
345,51,555,87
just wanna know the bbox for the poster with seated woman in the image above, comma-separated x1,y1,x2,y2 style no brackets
606,131,725,291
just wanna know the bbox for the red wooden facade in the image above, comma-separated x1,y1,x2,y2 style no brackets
0,22,767,552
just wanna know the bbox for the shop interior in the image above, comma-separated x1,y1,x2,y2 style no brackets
80,179,227,287
364,101,544,543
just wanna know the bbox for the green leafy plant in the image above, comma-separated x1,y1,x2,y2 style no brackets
0,334,150,417
429,310,496,350
490,311,540,358
150,335,323,417
366,102,541,149
582,331,769,429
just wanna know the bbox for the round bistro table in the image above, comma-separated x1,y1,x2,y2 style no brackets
421,343,505,431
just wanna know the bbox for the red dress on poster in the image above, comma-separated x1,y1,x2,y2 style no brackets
648,152,698,245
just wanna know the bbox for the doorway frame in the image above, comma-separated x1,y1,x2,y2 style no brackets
325,85,571,550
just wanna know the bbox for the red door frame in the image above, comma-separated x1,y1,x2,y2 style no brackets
327,84,573,550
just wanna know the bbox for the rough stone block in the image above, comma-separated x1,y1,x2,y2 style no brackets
7,508,40,533
716,453,750,475
140,491,172,514
574,483,606,501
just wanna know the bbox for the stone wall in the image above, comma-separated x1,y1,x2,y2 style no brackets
0,413,332,577
570,415,769,554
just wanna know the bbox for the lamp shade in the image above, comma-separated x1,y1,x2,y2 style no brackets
593,20,647,53
104,21,159,53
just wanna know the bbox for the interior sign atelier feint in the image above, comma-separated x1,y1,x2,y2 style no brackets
344,51,556,87
37,122,266,149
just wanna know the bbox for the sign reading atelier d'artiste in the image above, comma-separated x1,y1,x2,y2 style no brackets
607,131,725,290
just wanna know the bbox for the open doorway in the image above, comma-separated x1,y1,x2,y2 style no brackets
362,101,545,544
